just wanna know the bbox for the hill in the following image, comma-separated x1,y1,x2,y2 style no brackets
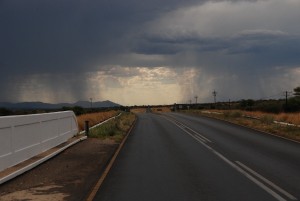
0,100,121,109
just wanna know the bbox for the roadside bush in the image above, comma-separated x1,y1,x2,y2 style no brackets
231,111,242,118
261,115,275,124
224,111,230,118
0,108,13,116
284,97,300,112
224,111,242,118
240,99,255,111
255,101,283,114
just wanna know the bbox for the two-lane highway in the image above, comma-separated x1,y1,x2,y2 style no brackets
93,112,300,201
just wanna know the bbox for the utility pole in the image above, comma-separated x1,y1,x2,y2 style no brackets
285,91,288,108
283,91,293,111
189,99,192,105
194,96,198,104
212,90,217,104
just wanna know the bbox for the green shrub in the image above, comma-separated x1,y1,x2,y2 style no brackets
231,111,242,118
89,112,135,140
224,111,242,118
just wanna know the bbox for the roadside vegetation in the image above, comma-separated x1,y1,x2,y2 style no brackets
88,112,136,143
130,106,171,114
175,86,300,141
181,109,300,142
131,108,146,114
152,107,171,113
76,110,119,131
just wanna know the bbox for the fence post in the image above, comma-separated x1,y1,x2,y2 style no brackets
84,121,89,136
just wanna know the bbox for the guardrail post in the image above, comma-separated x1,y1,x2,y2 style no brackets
85,121,89,136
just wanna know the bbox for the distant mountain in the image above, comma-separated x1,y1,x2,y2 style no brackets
0,100,121,109
68,100,121,108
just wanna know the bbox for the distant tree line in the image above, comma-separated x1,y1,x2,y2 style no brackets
179,86,300,113
0,106,126,116
1,87,300,116
217,86,300,113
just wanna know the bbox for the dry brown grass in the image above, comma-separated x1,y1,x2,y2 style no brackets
208,110,300,125
152,107,171,113
77,110,119,131
131,108,146,114
182,109,300,142
131,107,171,114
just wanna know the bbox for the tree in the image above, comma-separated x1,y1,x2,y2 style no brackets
285,86,300,112
0,108,12,116
294,86,300,96
240,99,255,110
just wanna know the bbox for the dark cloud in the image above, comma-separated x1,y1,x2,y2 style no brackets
134,30,300,70
1,0,299,103
0,0,204,73
133,27,300,102
0,0,206,102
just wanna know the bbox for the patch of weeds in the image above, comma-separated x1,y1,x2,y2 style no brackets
89,112,136,142
265,125,277,133
112,134,124,143
231,111,242,118
184,109,300,142
224,111,231,119
224,111,242,119
278,114,289,122
261,115,274,125
282,125,300,135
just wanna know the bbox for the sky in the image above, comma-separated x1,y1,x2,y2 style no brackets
1,0,300,105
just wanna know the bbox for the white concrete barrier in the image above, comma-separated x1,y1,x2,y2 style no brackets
0,111,78,172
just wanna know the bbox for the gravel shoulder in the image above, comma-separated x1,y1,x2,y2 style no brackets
0,138,118,201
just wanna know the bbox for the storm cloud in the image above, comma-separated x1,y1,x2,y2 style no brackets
1,0,300,105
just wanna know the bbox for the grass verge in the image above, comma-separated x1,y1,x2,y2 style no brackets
77,110,119,131
88,112,136,143
181,110,300,142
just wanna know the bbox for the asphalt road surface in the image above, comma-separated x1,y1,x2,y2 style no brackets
93,112,300,201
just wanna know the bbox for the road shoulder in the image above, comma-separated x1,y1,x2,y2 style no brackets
0,138,118,201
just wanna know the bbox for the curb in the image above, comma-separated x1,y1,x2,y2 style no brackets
85,116,137,201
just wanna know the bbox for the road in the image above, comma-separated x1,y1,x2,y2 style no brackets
93,112,300,201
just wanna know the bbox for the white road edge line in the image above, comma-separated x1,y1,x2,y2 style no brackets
209,149,287,201
236,161,297,200
164,116,288,201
